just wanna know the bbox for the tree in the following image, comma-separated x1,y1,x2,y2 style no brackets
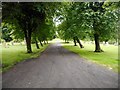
3,3,36,53
2,2,61,53
58,2,119,52
1,23,13,42
86,2,119,52
57,2,85,48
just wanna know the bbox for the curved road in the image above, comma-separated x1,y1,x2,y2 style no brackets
3,42,118,88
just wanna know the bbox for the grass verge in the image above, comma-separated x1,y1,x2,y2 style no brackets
62,42,118,73
1,43,49,72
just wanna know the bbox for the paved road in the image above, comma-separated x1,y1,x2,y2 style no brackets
2,42,118,88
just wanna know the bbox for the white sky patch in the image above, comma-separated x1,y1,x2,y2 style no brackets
55,21,62,26
53,17,62,27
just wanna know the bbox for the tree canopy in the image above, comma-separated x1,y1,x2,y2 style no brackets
57,2,119,52
2,1,119,53
2,2,61,53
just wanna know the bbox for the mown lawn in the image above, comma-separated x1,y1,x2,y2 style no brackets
0,43,49,72
62,42,119,73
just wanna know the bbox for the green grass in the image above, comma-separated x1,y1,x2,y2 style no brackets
62,41,119,73
0,43,49,72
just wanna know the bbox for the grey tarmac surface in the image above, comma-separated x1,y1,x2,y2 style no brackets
2,42,118,88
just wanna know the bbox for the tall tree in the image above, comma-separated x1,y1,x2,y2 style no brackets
58,2,119,51
2,2,61,53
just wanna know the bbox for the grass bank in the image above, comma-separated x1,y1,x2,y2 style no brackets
62,42,118,72
1,43,49,72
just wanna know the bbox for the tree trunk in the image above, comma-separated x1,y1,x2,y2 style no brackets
24,30,32,53
46,40,48,44
93,20,103,52
75,36,84,48
44,40,46,45
26,36,32,53
73,37,77,46
40,40,43,47
105,39,108,44
65,39,66,43
94,34,103,52
35,38,39,49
